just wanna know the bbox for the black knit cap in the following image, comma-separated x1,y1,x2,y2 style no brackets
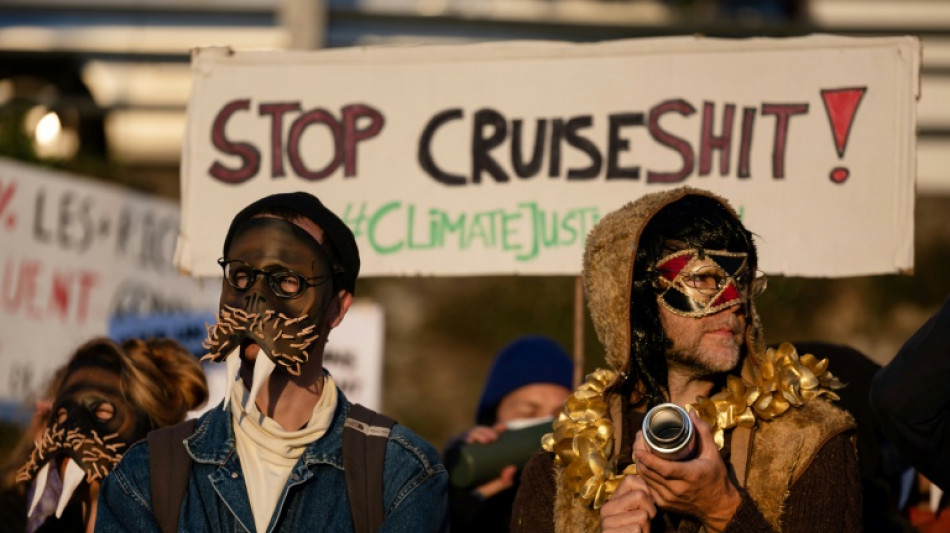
222,191,360,295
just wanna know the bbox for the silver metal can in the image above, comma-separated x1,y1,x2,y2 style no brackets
642,403,697,461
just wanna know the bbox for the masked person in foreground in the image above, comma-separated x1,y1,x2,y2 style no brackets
96,192,449,533
510,187,861,533
1,337,207,533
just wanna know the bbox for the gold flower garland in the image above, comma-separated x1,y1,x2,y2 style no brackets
541,342,845,509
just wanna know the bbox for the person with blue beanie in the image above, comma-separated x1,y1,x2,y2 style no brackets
445,335,573,533
475,335,574,426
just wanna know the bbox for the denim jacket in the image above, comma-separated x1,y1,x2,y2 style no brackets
94,389,449,533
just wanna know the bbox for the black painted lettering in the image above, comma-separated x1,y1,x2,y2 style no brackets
607,112,644,180
565,116,601,180
472,108,509,184
418,108,466,186
511,118,546,179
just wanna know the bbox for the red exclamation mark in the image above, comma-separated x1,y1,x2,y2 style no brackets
821,87,866,184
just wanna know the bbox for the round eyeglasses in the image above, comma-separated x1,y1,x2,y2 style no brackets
218,258,333,299
667,265,768,298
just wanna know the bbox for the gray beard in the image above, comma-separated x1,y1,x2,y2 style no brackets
665,342,742,379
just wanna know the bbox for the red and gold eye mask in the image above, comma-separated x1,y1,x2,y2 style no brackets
653,248,766,318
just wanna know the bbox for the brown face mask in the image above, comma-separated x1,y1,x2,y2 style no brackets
202,217,337,411
17,361,142,522
203,306,321,377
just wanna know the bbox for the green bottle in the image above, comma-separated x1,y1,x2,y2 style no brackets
447,417,554,489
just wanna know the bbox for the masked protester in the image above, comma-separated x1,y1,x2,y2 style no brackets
511,187,861,533
95,192,449,533
0,337,207,533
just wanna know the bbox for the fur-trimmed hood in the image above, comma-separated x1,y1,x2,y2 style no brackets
582,186,764,382
548,187,856,532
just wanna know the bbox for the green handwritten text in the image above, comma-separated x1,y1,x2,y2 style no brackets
343,201,600,262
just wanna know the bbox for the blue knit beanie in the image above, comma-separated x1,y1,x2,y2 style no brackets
475,335,574,425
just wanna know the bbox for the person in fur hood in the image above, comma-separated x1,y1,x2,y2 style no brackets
511,187,861,533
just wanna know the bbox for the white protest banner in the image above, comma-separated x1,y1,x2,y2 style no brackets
178,36,919,278
0,157,220,403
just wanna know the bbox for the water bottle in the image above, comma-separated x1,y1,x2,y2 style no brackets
446,417,553,489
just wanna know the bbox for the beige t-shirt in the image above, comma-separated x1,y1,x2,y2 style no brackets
230,374,338,533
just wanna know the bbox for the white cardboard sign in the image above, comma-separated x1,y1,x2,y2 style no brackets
178,36,919,278
0,158,220,402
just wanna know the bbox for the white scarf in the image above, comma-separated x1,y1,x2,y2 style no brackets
229,374,338,533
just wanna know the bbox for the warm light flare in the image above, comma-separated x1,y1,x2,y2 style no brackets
34,110,62,146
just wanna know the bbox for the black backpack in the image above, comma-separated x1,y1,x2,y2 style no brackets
147,404,395,533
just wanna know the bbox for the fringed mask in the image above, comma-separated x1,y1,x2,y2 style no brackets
17,359,140,523
202,217,337,411
652,248,767,318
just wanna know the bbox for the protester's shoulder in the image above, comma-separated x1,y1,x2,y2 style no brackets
337,394,442,476
386,423,445,474
107,437,152,495
774,397,855,436
111,412,207,487
756,398,856,469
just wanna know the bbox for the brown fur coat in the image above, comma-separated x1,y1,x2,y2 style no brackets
516,187,858,532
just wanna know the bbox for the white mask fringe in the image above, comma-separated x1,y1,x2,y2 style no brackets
26,462,50,517
245,355,276,414
55,458,85,518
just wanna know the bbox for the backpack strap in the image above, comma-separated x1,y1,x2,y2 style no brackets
148,418,196,533
343,404,396,533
